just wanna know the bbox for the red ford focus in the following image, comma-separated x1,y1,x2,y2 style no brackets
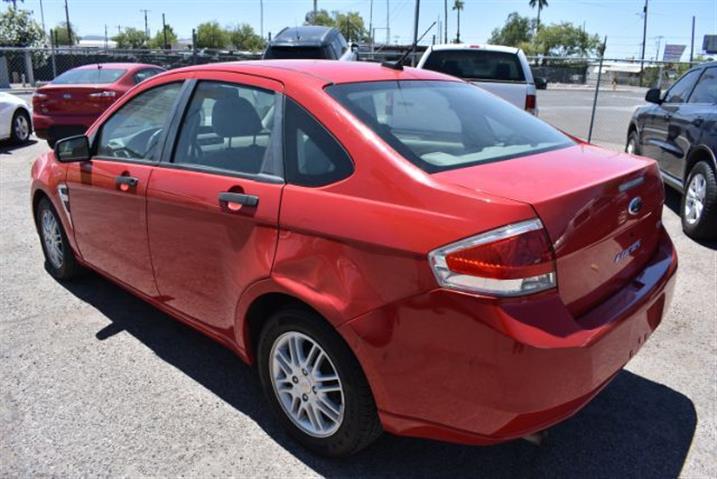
32,63,164,147
30,61,677,457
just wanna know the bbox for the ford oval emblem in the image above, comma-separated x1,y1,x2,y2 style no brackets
63,93,72,99
628,197,643,216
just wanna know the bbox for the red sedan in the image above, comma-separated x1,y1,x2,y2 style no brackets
30,61,677,457
32,63,164,146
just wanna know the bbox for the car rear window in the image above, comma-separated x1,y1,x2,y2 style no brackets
52,68,127,85
327,80,573,174
264,46,325,60
422,49,526,82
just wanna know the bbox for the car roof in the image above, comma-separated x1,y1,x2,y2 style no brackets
271,26,336,47
427,43,520,54
71,63,161,71
169,60,459,86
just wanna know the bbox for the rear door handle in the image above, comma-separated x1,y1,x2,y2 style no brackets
115,175,139,187
218,192,259,208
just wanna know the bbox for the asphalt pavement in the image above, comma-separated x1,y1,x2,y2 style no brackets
1,90,716,478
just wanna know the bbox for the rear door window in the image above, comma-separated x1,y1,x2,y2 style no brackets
423,50,526,82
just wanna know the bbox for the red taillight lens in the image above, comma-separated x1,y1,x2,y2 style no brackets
32,92,48,108
525,94,537,112
429,219,556,296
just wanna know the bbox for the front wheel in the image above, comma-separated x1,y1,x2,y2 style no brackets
10,109,31,144
257,307,382,457
36,197,81,280
626,130,640,155
681,161,717,240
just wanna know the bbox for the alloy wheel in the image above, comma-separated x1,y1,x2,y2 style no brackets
685,173,706,225
14,114,30,142
41,209,64,269
269,331,345,438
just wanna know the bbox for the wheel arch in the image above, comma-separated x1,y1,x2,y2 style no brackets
13,105,33,132
685,145,716,186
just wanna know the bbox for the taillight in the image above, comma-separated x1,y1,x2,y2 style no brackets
428,219,556,296
32,92,48,108
525,94,537,114
88,91,117,99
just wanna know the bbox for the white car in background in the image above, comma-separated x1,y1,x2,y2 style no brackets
0,92,32,144
417,44,541,115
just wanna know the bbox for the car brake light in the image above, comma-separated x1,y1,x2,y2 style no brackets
428,219,556,296
88,91,117,99
32,93,48,107
525,94,537,113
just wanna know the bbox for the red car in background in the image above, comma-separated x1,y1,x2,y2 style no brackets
31,61,677,457
32,63,164,146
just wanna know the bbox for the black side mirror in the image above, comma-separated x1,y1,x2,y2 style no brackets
351,42,359,52
54,135,90,163
534,77,548,90
645,88,662,104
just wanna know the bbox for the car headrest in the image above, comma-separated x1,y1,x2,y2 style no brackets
211,96,263,138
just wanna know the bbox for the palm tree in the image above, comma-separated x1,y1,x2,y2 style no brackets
529,0,549,32
452,0,464,43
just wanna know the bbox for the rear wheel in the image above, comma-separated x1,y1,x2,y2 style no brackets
36,197,81,280
10,109,31,144
681,161,717,240
626,130,640,155
257,307,382,457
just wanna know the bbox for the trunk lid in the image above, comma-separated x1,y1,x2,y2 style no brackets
33,85,120,116
433,144,664,316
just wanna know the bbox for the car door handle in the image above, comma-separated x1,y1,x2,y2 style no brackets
115,175,138,187
218,192,259,208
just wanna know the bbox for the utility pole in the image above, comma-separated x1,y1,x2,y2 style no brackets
162,13,168,49
386,0,390,45
140,9,150,39
655,35,664,62
313,0,317,22
639,0,648,87
64,0,72,46
690,16,695,63
369,0,374,49
260,0,264,39
444,0,448,43
117,25,122,35
104,24,108,50
39,0,47,39
411,0,420,66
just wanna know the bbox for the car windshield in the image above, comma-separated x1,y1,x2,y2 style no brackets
264,46,325,59
52,68,127,85
423,49,526,82
327,80,574,173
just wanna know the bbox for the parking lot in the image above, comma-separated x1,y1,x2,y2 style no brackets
1,88,715,478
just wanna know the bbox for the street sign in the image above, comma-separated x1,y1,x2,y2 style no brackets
663,44,686,62
704,35,717,54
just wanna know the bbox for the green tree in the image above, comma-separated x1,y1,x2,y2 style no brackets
112,27,148,49
53,21,78,46
228,23,265,51
531,22,600,56
452,0,464,43
488,12,534,46
305,8,334,26
149,25,178,49
334,11,366,42
529,0,549,32
0,7,44,47
196,21,228,49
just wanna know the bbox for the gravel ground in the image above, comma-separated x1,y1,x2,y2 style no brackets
1,110,715,477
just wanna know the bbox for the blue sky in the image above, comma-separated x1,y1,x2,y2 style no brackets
9,0,717,59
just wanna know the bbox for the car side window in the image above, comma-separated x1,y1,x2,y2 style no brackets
688,68,717,104
134,68,163,85
284,98,353,187
172,81,278,176
97,82,182,161
663,69,701,104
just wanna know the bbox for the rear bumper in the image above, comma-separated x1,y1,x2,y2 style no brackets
340,226,677,445
32,112,97,141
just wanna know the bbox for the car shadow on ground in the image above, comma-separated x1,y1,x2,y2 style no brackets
56,271,697,479
0,139,38,154
663,187,717,250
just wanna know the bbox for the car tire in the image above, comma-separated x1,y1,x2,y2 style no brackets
626,130,640,155
257,306,382,457
10,109,31,144
36,197,81,280
681,161,717,240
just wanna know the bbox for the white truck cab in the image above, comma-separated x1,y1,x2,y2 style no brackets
417,44,538,115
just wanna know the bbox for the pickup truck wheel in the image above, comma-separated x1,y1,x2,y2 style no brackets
681,161,717,240
36,197,81,280
257,307,382,457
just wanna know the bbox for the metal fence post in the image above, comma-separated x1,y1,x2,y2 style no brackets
192,28,197,65
588,37,607,144
50,29,57,79
23,50,36,87
0,55,10,89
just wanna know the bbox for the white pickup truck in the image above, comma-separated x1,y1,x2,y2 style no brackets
417,44,541,115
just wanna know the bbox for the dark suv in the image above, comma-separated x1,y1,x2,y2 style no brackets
263,26,357,61
627,62,717,239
